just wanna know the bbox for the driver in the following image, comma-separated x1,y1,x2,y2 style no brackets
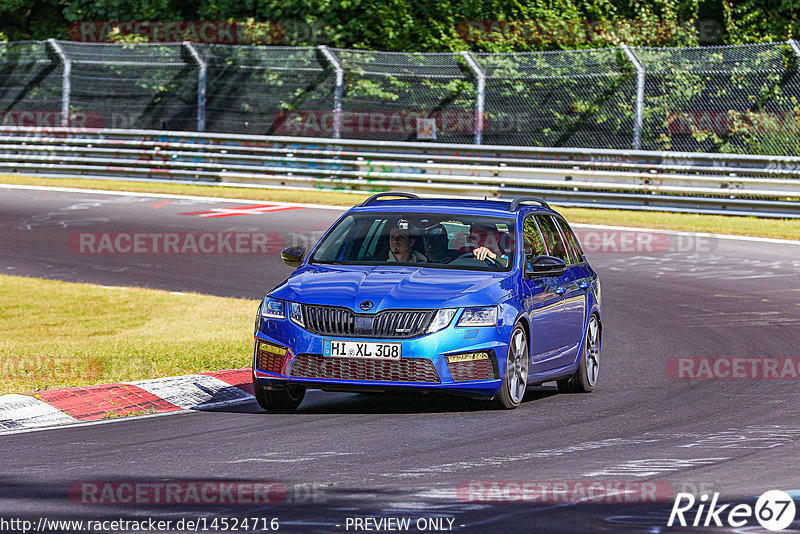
388,226,427,263
423,224,458,263
469,223,510,268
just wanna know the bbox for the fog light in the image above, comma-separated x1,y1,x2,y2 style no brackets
258,342,287,356
446,351,495,382
256,342,289,374
446,351,491,363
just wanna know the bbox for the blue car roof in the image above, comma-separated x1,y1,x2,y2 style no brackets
348,198,557,217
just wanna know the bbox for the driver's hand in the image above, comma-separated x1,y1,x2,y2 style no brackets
472,246,497,261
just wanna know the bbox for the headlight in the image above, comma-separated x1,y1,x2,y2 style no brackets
261,297,285,319
457,306,498,327
289,301,305,327
427,308,457,333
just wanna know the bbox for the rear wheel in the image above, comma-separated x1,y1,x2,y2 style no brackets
253,375,306,411
496,324,529,409
557,314,599,393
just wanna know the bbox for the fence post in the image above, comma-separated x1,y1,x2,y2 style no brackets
459,51,486,145
184,42,207,132
789,39,800,59
318,45,344,139
47,39,71,128
620,44,645,150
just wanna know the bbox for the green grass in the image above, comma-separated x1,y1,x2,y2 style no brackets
0,274,257,395
2,173,798,240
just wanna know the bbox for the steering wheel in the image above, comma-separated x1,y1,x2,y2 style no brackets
453,251,501,267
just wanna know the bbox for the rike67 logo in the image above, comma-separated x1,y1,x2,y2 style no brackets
668,490,796,531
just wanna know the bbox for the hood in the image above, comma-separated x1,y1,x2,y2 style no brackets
269,264,514,311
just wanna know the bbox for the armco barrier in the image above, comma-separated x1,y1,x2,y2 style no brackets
1,126,799,218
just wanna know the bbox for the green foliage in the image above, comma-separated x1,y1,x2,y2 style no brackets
0,0,795,52
723,0,800,43
0,0,794,52
0,0,731,50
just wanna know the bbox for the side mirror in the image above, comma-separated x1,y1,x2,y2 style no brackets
281,245,306,268
525,255,567,278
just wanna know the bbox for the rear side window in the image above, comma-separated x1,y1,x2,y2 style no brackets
556,218,585,264
535,215,570,264
522,216,548,266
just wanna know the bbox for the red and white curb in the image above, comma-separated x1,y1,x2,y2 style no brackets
0,368,254,434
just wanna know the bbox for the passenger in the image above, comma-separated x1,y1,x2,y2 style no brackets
388,226,427,263
423,224,458,263
469,223,510,268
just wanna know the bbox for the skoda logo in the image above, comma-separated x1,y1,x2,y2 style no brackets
360,301,373,311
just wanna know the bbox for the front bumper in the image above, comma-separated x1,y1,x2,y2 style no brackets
253,315,511,398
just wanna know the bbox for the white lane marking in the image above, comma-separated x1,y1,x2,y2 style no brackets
583,458,728,478
126,374,252,410
228,452,360,464
598,254,800,280
381,438,659,479
571,223,800,246
678,427,800,450
0,183,345,211
0,394,77,431
0,408,200,436
3,183,800,246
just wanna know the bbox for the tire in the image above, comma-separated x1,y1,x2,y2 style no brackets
253,375,306,412
496,323,529,409
557,314,600,394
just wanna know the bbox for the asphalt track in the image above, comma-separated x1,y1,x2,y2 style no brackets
1,185,800,533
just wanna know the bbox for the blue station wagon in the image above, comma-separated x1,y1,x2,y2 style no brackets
252,193,601,410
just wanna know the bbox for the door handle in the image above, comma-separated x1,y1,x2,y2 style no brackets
555,286,566,296
579,281,590,290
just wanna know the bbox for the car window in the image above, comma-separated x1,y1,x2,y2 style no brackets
309,212,515,272
556,217,585,264
522,215,548,267
535,214,570,264
312,215,355,262
358,218,387,259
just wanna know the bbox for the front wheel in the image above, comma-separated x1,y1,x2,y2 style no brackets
253,376,306,411
496,324,529,409
557,314,599,393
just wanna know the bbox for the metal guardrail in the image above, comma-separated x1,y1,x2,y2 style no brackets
1,126,799,218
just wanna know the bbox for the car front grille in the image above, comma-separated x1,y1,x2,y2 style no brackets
290,355,440,383
303,305,434,339
448,359,496,382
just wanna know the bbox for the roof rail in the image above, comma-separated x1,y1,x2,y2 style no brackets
360,192,420,206
509,197,550,211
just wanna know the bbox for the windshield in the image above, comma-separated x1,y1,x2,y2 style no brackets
309,212,516,272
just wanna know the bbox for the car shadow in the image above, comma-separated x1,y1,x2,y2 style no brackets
219,386,561,415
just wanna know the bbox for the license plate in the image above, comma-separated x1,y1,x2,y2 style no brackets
323,340,401,360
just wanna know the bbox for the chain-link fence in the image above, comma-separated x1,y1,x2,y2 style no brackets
2,40,800,155
332,49,477,144
0,42,63,125
476,48,638,148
